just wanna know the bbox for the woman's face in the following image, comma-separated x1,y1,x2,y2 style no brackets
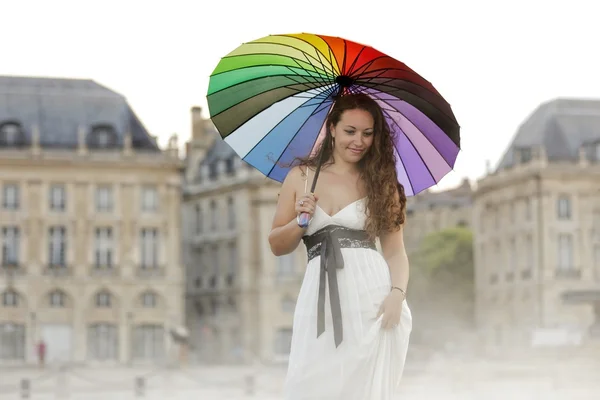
330,108,375,164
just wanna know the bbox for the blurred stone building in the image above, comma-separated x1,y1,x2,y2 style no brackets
0,76,184,366
404,178,473,255
473,98,600,351
182,108,306,364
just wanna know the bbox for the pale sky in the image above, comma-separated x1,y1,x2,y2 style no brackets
1,0,598,191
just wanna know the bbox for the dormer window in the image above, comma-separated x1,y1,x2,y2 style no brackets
0,122,24,146
209,162,218,180
88,125,117,148
515,147,532,164
225,157,235,175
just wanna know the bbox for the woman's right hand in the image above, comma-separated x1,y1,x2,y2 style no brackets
295,193,319,218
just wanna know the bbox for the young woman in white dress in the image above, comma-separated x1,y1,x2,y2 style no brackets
268,93,412,400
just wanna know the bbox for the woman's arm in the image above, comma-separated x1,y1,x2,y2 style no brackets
379,189,410,295
380,224,409,294
268,166,308,256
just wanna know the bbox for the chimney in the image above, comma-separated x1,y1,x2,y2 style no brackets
485,160,492,175
31,123,41,156
77,125,88,155
191,106,205,141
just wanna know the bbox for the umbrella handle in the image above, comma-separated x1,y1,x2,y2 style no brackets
297,212,312,228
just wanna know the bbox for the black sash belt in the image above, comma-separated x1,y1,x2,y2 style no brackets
302,225,377,347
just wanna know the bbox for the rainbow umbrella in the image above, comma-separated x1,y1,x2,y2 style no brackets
206,33,460,197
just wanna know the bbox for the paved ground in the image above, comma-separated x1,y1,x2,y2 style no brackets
1,354,599,399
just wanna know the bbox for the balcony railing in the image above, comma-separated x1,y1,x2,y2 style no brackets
0,263,25,277
136,266,165,278
44,265,72,277
90,266,119,277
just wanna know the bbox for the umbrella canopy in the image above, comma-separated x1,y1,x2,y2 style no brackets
207,33,460,196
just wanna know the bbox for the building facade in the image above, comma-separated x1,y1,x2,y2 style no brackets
0,76,184,365
182,108,306,364
404,178,473,255
473,98,600,350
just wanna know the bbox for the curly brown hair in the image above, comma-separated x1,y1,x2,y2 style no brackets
292,93,407,240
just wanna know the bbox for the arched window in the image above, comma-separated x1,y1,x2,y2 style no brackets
0,122,24,146
88,125,117,148
1,289,19,307
95,290,112,307
140,291,157,308
49,290,67,307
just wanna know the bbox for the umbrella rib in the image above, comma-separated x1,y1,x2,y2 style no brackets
265,93,334,178
237,86,333,167
350,55,416,78
269,36,338,77
366,90,438,190
355,69,445,100
237,40,338,77
215,53,334,79
357,80,458,126
279,34,339,76
345,46,367,77
363,87,454,170
208,74,332,101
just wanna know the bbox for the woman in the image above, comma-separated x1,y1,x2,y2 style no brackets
268,93,412,400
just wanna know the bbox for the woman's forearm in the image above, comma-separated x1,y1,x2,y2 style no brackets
268,217,307,256
386,252,410,293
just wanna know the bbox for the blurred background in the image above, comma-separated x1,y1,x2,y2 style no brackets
0,0,599,399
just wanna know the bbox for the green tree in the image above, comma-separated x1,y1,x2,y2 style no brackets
407,226,476,349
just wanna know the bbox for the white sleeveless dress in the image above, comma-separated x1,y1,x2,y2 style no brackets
283,198,413,400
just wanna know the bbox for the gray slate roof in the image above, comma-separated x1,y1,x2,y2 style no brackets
497,98,600,170
407,179,472,211
0,75,159,151
200,127,236,166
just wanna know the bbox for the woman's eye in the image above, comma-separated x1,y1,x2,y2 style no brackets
345,130,355,134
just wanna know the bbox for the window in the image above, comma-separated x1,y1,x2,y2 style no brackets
96,291,112,307
210,244,219,287
49,290,66,307
1,290,18,307
277,253,295,278
225,157,235,175
95,227,113,268
48,226,66,267
227,197,236,230
87,324,118,361
194,205,202,235
210,200,217,231
1,227,19,266
88,126,116,148
140,228,159,269
141,186,158,212
0,323,26,360
95,129,112,147
557,234,574,271
49,185,66,211
141,292,157,308
96,186,113,212
510,238,517,271
227,242,237,286
2,184,19,210
274,328,293,355
209,162,218,180
557,196,571,220
517,147,532,164
524,197,532,220
0,123,22,146
133,325,164,361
